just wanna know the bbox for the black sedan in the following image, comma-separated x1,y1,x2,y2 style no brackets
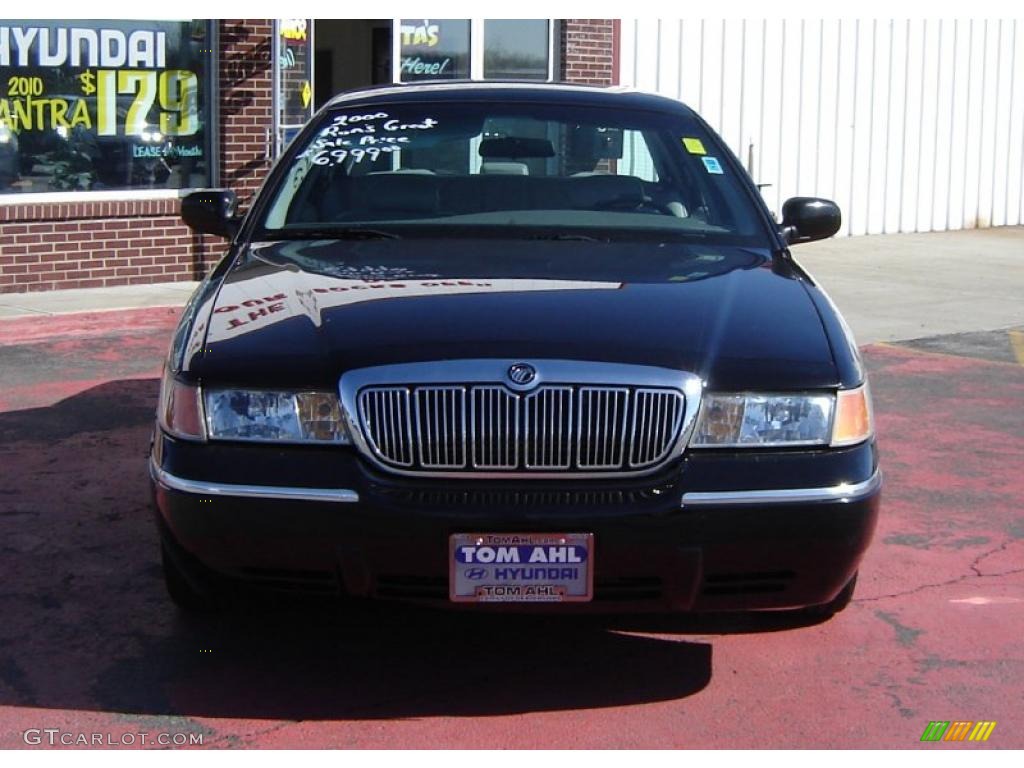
151,82,880,616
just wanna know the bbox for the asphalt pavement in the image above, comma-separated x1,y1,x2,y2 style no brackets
0,227,1022,748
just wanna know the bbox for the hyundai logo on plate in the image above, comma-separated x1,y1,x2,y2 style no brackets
507,363,537,387
464,568,488,580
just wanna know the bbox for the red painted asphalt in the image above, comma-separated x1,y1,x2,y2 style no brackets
0,309,1021,748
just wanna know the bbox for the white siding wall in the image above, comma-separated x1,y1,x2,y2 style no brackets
619,19,1024,236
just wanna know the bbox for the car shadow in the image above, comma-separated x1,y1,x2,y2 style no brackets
95,605,716,719
0,379,811,722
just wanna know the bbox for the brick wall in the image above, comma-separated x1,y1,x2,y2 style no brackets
0,200,209,292
561,19,618,86
219,19,274,204
0,19,274,294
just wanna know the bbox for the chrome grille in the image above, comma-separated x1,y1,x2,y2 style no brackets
359,387,414,466
470,386,519,468
524,386,573,469
413,386,466,468
357,383,685,475
577,387,629,469
630,389,685,467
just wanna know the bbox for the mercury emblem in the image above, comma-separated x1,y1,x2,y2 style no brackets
507,363,537,386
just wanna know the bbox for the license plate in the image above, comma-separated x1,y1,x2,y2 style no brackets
449,533,594,603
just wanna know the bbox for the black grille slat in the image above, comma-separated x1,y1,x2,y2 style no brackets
701,571,797,596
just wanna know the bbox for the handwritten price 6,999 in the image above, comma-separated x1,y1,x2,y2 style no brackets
306,146,399,165
81,69,199,137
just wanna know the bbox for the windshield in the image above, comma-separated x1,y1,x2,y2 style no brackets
256,100,770,245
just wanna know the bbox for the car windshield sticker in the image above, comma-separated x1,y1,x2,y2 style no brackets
682,137,706,154
702,156,724,174
298,112,440,166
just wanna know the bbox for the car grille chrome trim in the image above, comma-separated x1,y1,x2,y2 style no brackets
679,469,883,507
413,386,467,468
340,359,704,479
150,461,360,503
629,388,685,467
470,386,519,469
359,387,414,467
523,386,573,469
362,384,679,473
576,386,629,469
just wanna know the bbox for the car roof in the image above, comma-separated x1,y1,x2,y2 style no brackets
323,81,696,117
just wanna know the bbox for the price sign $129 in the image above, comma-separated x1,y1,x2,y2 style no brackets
79,69,199,137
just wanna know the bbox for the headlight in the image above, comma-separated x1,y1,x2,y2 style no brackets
692,392,835,447
204,389,351,444
690,385,873,448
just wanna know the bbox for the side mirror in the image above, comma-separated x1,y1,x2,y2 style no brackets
780,197,841,245
181,189,239,238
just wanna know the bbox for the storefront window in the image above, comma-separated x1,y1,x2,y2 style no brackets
398,19,470,82
483,20,550,80
0,20,213,195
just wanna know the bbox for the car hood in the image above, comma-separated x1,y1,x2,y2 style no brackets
185,238,838,391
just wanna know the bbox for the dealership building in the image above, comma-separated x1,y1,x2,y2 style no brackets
1,18,1022,294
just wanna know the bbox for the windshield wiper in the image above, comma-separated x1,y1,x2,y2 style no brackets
270,227,402,241
527,232,608,242
526,231,712,243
